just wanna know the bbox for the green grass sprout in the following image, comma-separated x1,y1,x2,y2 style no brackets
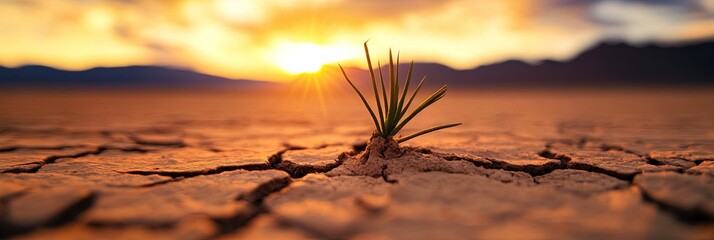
339,41,461,143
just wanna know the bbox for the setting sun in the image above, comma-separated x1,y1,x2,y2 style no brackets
273,42,356,74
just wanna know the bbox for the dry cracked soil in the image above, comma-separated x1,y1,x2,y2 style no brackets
0,90,713,239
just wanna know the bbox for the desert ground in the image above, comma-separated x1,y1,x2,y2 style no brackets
0,88,713,239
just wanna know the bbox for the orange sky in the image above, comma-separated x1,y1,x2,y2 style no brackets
1,0,714,82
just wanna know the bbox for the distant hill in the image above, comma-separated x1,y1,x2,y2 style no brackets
339,41,714,89
0,65,273,90
2,41,713,90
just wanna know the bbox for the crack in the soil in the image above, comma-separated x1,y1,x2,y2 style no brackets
97,145,149,153
123,164,271,179
543,140,713,224
567,162,637,181
597,142,698,170
129,136,186,148
1,145,153,174
279,144,309,151
540,148,637,181
380,165,398,184
131,178,185,188
1,164,43,174
45,149,101,164
237,175,292,205
0,147,17,152
643,156,666,166
85,219,174,229
0,192,96,238
2,148,102,174
538,149,571,164
599,144,678,169
636,186,712,224
353,143,367,153
214,175,292,235
0,145,87,153
438,150,567,178
485,157,564,176
268,149,348,178
275,160,344,178
70,173,292,237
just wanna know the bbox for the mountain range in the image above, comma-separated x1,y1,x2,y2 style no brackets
0,65,272,90
1,41,713,90
340,41,714,89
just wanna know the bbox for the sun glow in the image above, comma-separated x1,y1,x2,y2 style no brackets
273,42,356,74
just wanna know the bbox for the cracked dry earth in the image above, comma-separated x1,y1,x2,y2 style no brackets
1,90,714,239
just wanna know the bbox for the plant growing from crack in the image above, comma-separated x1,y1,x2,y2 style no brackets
339,42,461,144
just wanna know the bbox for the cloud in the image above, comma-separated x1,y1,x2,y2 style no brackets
0,0,713,82
590,0,714,43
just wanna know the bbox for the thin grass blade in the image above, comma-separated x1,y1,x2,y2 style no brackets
394,51,402,89
399,75,427,118
397,123,462,143
363,42,385,130
384,50,397,136
392,85,448,135
393,52,400,111
377,60,388,121
383,49,396,135
397,61,414,116
339,64,382,134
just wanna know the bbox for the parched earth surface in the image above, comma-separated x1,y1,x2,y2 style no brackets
0,90,713,239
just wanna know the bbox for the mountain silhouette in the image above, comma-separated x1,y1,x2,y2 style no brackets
338,41,714,89
455,41,714,88
0,65,272,90
2,41,713,90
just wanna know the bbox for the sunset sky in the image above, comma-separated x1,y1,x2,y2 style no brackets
1,0,714,82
